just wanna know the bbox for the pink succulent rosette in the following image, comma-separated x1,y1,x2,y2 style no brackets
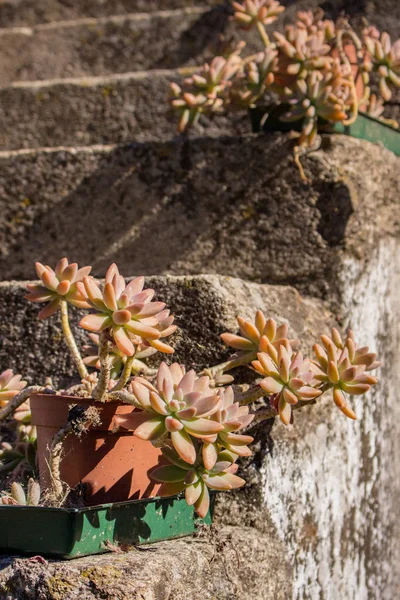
201,386,254,470
0,369,29,421
253,346,321,425
78,264,176,357
117,363,224,464
312,328,379,420
151,446,246,518
221,312,299,354
25,258,91,319
232,0,285,29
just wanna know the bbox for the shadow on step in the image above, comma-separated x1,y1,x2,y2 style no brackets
153,5,231,70
0,134,351,300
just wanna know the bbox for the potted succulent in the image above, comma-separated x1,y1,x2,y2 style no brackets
169,1,400,175
0,258,380,558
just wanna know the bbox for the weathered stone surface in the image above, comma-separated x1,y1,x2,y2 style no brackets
1,0,399,37
0,0,222,27
0,240,399,598
0,274,331,385
0,7,228,85
0,135,398,302
0,274,329,594
1,0,399,149
0,526,290,600
0,69,250,150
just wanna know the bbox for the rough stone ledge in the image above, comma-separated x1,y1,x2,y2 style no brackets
0,274,332,385
0,134,398,303
0,525,291,600
0,68,248,150
0,6,222,85
0,0,223,27
0,273,325,600
0,250,398,598
1,0,399,38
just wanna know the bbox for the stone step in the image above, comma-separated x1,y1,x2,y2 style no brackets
0,0,223,27
0,69,249,150
2,67,399,153
0,179,398,600
0,134,398,304
0,6,230,85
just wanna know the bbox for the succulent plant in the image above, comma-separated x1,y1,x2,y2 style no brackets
253,345,322,425
0,370,27,408
83,333,126,377
296,10,335,42
170,51,244,132
0,479,40,506
0,419,37,476
273,27,332,82
280,67,353,146
230,48,277,107
118,363,223,464
312,328,379,419
25,258,91,319
363,30,400,100
221,312,298,354
202,386,254,470
232,0,284,30
170,3,400,146
1,254,383,516
79,264,175,357
151,447,245,518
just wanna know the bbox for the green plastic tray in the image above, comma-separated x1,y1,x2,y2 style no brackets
0,495,213,559
249,105,400,156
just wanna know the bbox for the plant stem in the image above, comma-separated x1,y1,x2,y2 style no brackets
252,405,276,421
107,390,142,407
203,351,257,379
0,386,43,421
253,399,318,423
294,146,309,183
131,359,157,377
92,332,111,402
257,21,270,47
60,300,88,380
235,384,266,406
110,355,134,392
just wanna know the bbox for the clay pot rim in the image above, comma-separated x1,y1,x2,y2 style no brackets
30,392,140,431
30,392,122,406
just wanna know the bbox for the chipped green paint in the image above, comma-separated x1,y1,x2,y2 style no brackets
0,495,213,559
250,106,400,156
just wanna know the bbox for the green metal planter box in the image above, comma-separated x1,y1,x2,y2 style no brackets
0,495,213,559
249,105,400,156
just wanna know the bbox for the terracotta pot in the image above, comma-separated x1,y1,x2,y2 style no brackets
30,394,162,506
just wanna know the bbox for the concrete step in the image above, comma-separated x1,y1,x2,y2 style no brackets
0,69,249,150
0,6,230,85
0,134,398,303
0,0,223,27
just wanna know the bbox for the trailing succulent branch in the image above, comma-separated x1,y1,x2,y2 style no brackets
169,1,400,152
0,257,381,518
0,386,44,421
60,299,88,380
